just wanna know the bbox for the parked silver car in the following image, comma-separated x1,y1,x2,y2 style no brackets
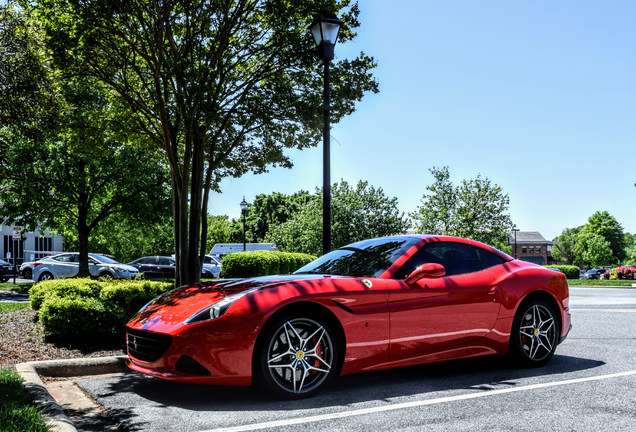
32,253,139,282
20,261,36,280
202,255,222,278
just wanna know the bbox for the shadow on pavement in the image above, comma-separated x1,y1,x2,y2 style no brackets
88,353,604,430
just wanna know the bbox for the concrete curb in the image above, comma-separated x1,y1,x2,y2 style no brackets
15,356,128,432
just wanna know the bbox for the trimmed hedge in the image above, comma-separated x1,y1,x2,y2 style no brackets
544,265,580,279
220,251,316,278
30,279,172,338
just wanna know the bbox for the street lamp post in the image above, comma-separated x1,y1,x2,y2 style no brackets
309,13,343,255
240,197,248,252
513,228,520,259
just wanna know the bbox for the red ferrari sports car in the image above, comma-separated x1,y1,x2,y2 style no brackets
126,235,571,398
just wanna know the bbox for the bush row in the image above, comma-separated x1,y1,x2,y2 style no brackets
30,279,172,338
544,265,580,279
220,251,316,278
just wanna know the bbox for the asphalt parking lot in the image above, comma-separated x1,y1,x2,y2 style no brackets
67,287,636,432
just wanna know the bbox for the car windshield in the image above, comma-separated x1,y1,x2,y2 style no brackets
90,254,121,264
294,237,420,278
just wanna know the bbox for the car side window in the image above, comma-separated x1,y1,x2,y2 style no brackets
477,248,506,270
157,257,171,266
393,242,482,279
54,254,72,263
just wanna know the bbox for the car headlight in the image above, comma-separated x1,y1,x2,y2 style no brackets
184,287,259,324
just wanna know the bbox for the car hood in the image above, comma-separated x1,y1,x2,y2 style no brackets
127,274,341,333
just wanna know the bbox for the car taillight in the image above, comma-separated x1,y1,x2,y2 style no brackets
33,262,43,268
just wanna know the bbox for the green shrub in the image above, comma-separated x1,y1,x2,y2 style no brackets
39,296,111,338
29,278,102,311
545,265,580,279
32,278,173,338
99,280,172,319
220,251,317,278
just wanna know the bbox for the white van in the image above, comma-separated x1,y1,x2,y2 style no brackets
210,243,279,259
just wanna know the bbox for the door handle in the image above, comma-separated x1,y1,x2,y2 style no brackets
487,286,497,295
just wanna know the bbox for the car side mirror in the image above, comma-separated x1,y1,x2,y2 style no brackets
404,263,446,284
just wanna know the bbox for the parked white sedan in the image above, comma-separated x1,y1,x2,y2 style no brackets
33,253,139,282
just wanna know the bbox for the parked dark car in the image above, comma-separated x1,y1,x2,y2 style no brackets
0,258,19,282
128,256,176,279
580,268,607,280
129,255,221,279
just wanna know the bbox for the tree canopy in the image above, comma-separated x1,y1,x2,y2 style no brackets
0,76,171,275
29,0,378,284
266,180,410,255
578,211,625,264
411,166,513,250
551,227,581,266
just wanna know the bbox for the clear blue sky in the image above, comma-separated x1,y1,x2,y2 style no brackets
210,0,636,240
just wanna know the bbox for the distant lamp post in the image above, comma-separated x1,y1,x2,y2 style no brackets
309,12,343,255
240,197,248,252
513,228,520,259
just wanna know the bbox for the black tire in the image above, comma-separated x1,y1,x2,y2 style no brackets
99,272,113,280
510,298,560,367
256,313,339,399
38,272,54,282
0,277,8,283
23,268,32,280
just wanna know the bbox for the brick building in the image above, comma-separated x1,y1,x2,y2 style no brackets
509,231,554,265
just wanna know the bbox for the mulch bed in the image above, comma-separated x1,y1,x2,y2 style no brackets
0,308,126,369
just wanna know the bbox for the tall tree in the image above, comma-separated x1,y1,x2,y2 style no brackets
551,227,581,265
32,0,378,285
411,167,513,250
579,211,625,264
0,77,171,276
266,180,410,255
0,2,59,143
623,232,636,265
576,232,614,268
243,191,317,242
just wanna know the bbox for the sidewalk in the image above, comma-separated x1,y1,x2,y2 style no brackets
16,356,128,432
0,290,29,302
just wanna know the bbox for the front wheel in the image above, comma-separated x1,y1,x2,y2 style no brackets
256,314,339,399
510,299,560,367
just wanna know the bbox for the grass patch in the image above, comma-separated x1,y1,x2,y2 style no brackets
0,282,33,294
0,367,49,432
568,279,635,286
0,303,30,313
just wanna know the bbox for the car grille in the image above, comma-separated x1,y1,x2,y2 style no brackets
127,328,172,362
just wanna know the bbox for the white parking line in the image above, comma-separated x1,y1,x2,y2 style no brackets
571,308,636,312
200,370,636,432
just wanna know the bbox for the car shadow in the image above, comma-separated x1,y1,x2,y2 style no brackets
91,353,604,419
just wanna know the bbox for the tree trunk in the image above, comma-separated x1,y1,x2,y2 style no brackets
77,205,91,278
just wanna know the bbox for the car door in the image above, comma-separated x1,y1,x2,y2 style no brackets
156,257,175,278
135,257,157,278
49,254,77,278
387,241,501,360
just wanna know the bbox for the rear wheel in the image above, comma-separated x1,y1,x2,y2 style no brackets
38,272,53,282
510,299,559,366
256,314,339,399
